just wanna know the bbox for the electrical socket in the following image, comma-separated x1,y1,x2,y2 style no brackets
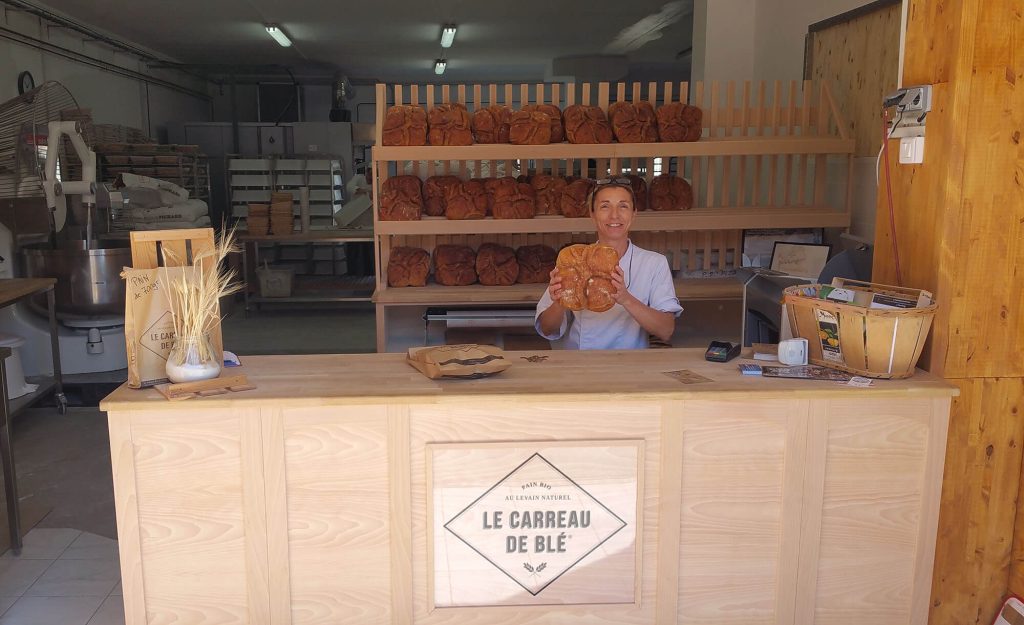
900,85,932,113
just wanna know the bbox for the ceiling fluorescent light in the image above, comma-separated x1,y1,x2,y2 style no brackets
434,59,447,75
265,24,292,47
440,24,457,48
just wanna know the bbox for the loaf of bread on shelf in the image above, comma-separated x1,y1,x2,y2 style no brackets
423,175,461,217
626,175,649,210
491,178,536,219
608,101,659,143
382,105,428,146
445,179,487,220
379,175,423,220
472,105,511,143
433,244,478,286
560,178,596,217
522,104,564,142
563,105,614,144
428,102,474,146
531,174,568,215
516,244,558,283
649,174,694,211
508,110,551,145
556,243,620,312
475,177,496,216
387,247,430,287
476,242,520,286
656,103,703,142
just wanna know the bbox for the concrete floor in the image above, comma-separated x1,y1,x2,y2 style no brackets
5,299,743,548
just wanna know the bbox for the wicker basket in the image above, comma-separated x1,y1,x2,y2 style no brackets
783,278,937,379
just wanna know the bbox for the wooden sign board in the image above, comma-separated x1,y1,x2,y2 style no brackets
428,440,642,608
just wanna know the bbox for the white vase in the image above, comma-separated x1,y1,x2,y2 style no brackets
165,335,221,383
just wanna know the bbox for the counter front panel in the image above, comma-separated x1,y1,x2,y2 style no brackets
102,350,954,625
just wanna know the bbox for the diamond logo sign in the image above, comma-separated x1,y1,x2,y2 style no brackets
443,452,628,596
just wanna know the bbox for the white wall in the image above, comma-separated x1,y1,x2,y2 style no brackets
752,0,878,81
0,9,211,140
691,0,757,83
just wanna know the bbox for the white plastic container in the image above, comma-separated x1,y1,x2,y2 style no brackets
0,333,37,399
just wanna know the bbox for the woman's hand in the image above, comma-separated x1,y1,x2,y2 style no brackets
610,266,635,305
547,267,563,303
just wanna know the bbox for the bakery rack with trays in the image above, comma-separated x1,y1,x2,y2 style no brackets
371,80,855,352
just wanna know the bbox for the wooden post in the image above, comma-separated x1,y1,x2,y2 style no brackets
874,1,1024,624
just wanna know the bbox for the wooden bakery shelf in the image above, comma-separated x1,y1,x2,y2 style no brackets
376,207,850,235
372,136,854,162
371,79,855,352
373,277,743,306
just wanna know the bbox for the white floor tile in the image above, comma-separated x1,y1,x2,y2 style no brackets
86,596,124,625
0,598,15,616
24,559,119,597
60,534,118,561
0,596,104,625
0,560,52,597
1,529,80,560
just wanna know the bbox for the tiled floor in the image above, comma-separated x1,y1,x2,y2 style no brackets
0,529,122,625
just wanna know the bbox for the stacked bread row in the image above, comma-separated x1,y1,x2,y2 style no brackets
383,101,702,146
387,243,558,288
379,173,694,221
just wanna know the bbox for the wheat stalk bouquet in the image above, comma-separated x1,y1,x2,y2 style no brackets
161,228,243,365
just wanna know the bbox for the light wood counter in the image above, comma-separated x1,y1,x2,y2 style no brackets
101,349,955,625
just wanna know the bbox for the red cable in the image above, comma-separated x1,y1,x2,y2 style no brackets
881,109,904,286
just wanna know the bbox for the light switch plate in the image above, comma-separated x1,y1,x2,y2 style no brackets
899,136,925,164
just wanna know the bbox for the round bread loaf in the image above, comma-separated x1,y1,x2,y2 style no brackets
530,174,568,215
472,105,511,143
433,244,478,286
387,247,430,287
516,244,557,284
475,243,519,286
556,243,620,312
608,101,659,143
379,176,423,221
626,175,649,211
560,178,596,218
423,175,461,217
491,178,536,219
428,102,473,146
445,179,487,220
563,105,614,144
522,104,564,142
509,110,552,145
656,102,703,142
649,175,694,211
382,105,427,146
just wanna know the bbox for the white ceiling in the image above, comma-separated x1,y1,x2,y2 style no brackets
37,0,694,82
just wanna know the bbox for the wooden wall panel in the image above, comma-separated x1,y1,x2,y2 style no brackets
675,401,806,625
131,412,249,624
811,400,933,625
809,3,902,156
876,0,1024,623
282,407,392,625
936,379,1024,625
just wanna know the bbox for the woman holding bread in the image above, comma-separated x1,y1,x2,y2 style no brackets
535,178,682,349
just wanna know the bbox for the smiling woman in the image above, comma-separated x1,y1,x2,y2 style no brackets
535,180,683,350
